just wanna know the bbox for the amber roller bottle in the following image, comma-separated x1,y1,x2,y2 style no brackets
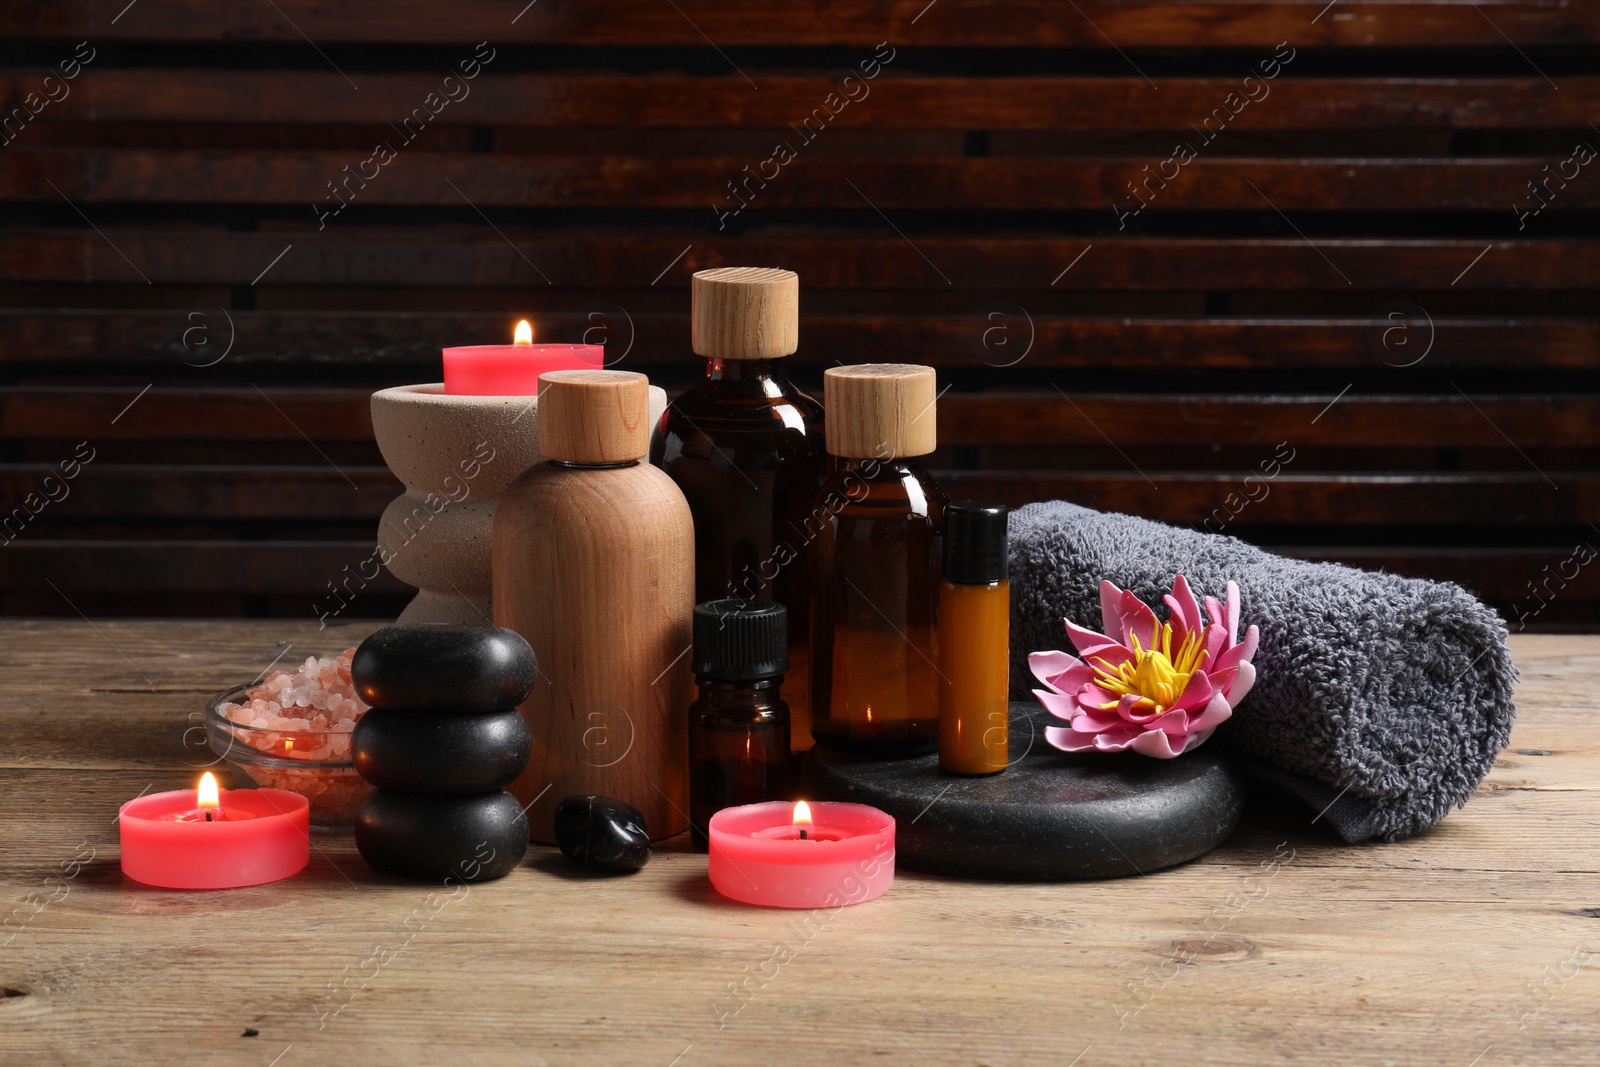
938,501,1009,775
492,370,695,843
808,363,948,756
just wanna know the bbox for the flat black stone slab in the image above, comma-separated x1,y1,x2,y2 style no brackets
802,702,1243,882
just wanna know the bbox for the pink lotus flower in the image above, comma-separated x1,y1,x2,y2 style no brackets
1030,576,1259,758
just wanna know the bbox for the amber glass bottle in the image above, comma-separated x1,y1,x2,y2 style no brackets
809,364,948,756
688,598,792,850
652,267,826,749
939,501,1010,775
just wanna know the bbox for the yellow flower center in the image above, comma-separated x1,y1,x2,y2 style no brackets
1090,622,1209,715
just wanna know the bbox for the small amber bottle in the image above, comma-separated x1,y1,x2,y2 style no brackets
689,598,792,850
939,502,1010,775
809,364,948,756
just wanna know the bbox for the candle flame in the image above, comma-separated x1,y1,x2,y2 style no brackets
284,738,294,753
513,319,534,345
197,771,220,810
793,800,812,827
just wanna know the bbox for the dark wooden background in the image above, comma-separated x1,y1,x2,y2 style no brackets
0,1,1595,627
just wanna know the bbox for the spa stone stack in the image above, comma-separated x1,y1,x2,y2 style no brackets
350,624,536,881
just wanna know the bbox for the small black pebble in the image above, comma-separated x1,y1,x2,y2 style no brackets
554,794,651,873
242,1029,259,1037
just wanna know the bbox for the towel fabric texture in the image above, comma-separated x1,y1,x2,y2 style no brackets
1007,501,1518,843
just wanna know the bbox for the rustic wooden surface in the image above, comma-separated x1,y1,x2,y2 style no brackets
0,619,1594,1066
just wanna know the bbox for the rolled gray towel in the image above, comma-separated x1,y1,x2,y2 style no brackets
1008,501,1517,843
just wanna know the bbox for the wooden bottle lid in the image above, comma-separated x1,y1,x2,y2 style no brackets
823,363,938,459
691,267,799,360
537,370,652,463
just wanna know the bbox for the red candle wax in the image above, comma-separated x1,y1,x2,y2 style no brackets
443,319,603,396
119,775,310,889
707,800,894,909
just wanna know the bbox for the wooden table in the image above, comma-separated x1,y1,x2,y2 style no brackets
2,621,1595,1066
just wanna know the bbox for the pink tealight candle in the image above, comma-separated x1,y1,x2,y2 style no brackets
707,800,895,909
119,772,310,889
442,319,603,396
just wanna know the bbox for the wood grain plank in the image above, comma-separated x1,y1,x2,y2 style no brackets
0,537,1590,606
10,150,1595,212
936,471,1596,527
4,465,1591,528
6,1,1593,46
943,393,1600,448
5,71,1594,130
5,311,1594,370
5,387,1589,448
4,1,1596,46
0,540,406,596
5,232,1595,290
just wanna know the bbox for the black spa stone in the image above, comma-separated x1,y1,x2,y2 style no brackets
355,790,528,882
802,701,1244,882
553,795,651,873
351,707,532,793
351,624,537,713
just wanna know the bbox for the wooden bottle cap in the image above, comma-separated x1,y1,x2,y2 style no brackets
691,267,799,360
537,370,652,463
823,363,938,459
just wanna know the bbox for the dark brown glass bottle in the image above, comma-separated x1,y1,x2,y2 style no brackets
809,364,949,756
689,599,792,850
651,267,826,749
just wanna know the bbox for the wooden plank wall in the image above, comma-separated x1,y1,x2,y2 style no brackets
0,1,1595,627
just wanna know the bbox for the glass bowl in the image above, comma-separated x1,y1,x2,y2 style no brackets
205,684,372,832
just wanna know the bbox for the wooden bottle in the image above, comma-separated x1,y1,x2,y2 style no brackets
809,364,949,756
493,370,694,843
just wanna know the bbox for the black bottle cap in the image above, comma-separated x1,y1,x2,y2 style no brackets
943,501,1009,584
692,599,789,680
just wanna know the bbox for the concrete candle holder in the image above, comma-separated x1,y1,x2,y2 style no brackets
371,383,667,624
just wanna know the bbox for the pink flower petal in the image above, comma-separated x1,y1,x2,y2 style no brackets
1225,581,1241,644
1032,688,1079,722
1075,681,1120,708
1047,663,1098,695
1128,730,1182,758
1065,619,1121,659
1145,709,1190,734
1045,725,1096,751
1070,712,1123,734
1188,690,1234,732
1093,725,1145,750
1225,659,1257,708
1078,641,1135,673
1168,666,1215,714
1098,580,1126,640
1113,693,1163,724
1029,649,1082,689
1201,619,1229,666
1164,574,1204,644
1114,589,1160,651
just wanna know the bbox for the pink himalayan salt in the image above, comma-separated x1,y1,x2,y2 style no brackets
218,648,370,763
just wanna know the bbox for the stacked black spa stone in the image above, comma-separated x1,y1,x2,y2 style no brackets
350,624,536,882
